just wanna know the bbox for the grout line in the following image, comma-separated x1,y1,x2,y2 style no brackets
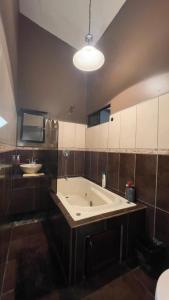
153,154,158,240
155,206,169,215
117,153,120,192
153,97,160,240
133,153,136,186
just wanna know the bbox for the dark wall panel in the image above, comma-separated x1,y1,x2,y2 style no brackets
87,0,169,113
18,15,86,123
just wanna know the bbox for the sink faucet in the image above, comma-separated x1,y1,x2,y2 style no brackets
28,157,38,164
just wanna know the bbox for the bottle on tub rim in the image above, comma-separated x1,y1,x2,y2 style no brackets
102,172,106,188
125,180,135,202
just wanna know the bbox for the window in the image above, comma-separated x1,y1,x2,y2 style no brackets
87,105,110,127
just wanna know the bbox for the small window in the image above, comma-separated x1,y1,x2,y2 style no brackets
88,105,110,127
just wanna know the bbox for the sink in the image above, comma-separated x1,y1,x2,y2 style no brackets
20,164,42,174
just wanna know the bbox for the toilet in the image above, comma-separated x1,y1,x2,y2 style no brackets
155,269,169,300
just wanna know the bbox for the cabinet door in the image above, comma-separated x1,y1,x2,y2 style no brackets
35,187,54,211
10,188,35,215
85,228,121,276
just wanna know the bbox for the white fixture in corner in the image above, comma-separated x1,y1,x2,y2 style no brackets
73,0,105,72
0,116,7,128
155,269,169,300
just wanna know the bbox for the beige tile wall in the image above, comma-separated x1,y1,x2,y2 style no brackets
58,121,86,150
0,14,16,146
85,92,169,153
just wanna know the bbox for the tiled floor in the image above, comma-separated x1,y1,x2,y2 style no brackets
1,220,156,300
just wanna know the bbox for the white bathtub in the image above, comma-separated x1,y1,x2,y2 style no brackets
57,177,136,221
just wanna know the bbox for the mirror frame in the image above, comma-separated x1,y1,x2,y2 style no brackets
20,109,47,143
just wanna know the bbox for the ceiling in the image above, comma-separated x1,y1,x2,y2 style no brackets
19,0,126,49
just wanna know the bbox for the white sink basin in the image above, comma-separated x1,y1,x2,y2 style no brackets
20,164,42,174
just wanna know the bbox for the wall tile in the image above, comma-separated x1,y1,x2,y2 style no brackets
156,208,169,247
119,153,135,193
62,122,76,148
58,121,64,149
157,155,169,212
86,126,95,150
120,106,136,149
90,152,99,183
106,153,119,191
74,151,85,176
64,151,75,177
84,151,91,179
57,150,63,178
108,112,120,149
158,93,169,149
135,154,157,206
98,152,107,186
97,123,109,149
136,98,158,149
75,124,86,149
145,205,155,239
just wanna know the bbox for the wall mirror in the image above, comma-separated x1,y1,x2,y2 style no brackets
20,109,47,143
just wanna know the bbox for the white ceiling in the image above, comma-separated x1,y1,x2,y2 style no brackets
19,0,126,49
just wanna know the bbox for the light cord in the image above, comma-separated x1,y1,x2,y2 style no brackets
88,0,92,34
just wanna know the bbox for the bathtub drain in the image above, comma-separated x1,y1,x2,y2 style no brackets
76,212,81,216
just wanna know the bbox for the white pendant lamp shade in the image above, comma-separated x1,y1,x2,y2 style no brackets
73,0,105,72
73,45,105,72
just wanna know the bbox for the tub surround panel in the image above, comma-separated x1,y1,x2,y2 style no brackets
74,151,85,177
97,152,108,186
135,154,157,206
106,153,119,191
84,151,91,180
157,155,169,212
119,153,135,194
84,151,169,250
58,150,85,178
90,152,99,183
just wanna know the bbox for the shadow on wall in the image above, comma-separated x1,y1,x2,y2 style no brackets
111,72,169,113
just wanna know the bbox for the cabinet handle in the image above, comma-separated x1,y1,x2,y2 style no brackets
89,240,93,248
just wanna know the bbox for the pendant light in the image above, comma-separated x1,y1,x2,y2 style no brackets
73,0,105,72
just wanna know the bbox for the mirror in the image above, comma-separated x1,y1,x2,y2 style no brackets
20,110,46,143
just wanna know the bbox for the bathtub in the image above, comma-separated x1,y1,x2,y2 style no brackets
57,177,136,221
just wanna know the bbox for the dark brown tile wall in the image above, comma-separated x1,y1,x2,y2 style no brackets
106,153,119,191
84,151,169,252
157,155,169,212
119,153,135,193
0,151,13,295
0,148,57,295
58,150,85,178
135,154,157,206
